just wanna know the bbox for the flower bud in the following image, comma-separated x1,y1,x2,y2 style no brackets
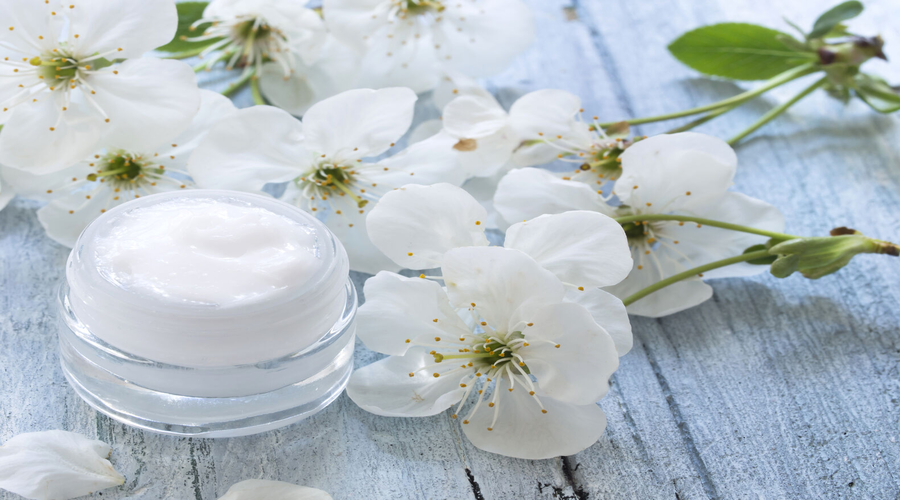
768,227,899,279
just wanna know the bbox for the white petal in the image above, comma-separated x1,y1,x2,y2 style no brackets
188,106,311,191
657,191,785,279
0,430,125,500
349,23,440,93
519,302,618,405
321,0,393,50
357,272,471,356
324,208,401,274
269,5,328,66
218,479,332,500
453,129,519,178
156,90,238,171
565,288,632,356
346,349,467,417
615,132,737,213
370,132,467,188
509,89,583,139
0,94,105,173
2,161,94,202
462,389,606,460
604,253,714,318
258,37,361,116
0,0,62,53
68,0,177,58
432,0,534,77
441,246,564,328
407,119,444,145
443,95,508,139
88,59,200,152
0,174,16,211
37,188,130,247
505,210,632,288
432,71,494,111
302,88,416,160
366,183,488,269
493,167,613,225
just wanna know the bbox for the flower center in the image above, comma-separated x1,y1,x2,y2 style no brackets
185,14,292,75
396,0,445,15
293,159,370,213
405,309,561,431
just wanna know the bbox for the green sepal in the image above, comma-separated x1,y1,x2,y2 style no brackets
668,23,814,81
808,1,864,40
155,2,217,53
768,231,899,280
742,244,778,265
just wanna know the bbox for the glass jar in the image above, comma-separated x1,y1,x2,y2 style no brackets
57,190,356,437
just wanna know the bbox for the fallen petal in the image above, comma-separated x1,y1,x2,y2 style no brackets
218,479,333,500
0,430,125,500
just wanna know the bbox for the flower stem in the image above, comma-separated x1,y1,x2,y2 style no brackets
221,69,256,97
598,63,818,128
727,76,829,145
622,250,771,307
663,102,738,134
613,214,800,241
162,46,210,60
250,76,266,105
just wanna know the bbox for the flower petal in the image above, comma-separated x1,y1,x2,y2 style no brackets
189,106,311,191
366,183,488,269
68,0,177,58
462,388,607,460
432,0,534,78
615,132,737,213
1,162,92,201
443,95,508,139
505,210,632,288
494,167,613,225
88,58,200,152
0,0,62,53
604,252,714,318
155,90,238,171
509,89,584,140
369,132,467,188
657,191,785,279
358,272,471,355
302,88,416,160
518,302,618,405
0,173,16,211
324,207,401,274
565,288,632,356
432,71,494,111
407,119,444,145
346,349,467,417
441,246,564,328
218,479,332,500
0,430,124,500
0,93,105,173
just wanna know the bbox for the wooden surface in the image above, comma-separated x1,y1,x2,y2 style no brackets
3,0,900,498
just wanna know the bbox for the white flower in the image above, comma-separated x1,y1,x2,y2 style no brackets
494,133,786,317
0,170,15,211
365,182,634,353
0,430,124,500
6,90,237,246
347,246,621,459
322,0,534,93
218,480,332,500
188,0,327,77
0,0,200,173
188,87,465,274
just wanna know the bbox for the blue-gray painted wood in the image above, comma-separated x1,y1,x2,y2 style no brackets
3,0,900,498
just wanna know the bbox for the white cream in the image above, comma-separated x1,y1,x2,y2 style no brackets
63,191,351,368
93,198,322,307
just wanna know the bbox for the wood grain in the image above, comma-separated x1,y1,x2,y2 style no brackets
2,0,900,498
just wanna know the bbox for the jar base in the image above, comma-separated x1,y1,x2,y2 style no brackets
59,346,353,438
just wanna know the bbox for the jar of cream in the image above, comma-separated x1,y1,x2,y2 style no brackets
57,190,356,437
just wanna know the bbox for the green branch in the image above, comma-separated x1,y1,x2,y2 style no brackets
613,214,800,241
727,76,829,145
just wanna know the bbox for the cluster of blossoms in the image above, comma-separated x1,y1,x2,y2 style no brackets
173,0,535,112
348,183,633,458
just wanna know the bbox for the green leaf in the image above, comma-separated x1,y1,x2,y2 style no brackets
155,1,216,54
854,74,900,113
668,23,813,81
808,1,864,39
